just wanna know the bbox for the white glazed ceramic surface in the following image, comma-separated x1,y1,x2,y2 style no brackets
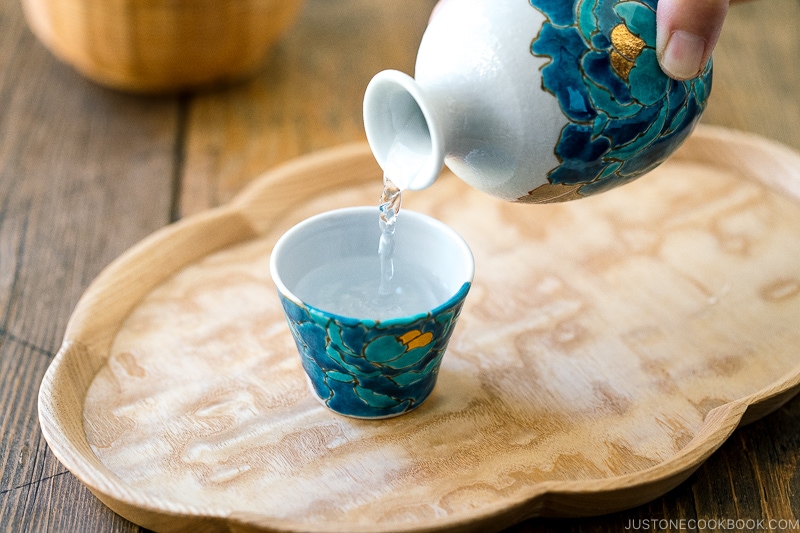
417,0,566,200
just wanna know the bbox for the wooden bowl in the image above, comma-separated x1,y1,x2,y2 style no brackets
21,0,304,93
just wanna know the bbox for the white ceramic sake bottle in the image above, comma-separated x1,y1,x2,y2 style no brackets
363,0,712,203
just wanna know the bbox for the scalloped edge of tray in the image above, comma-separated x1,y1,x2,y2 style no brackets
38,125,800,533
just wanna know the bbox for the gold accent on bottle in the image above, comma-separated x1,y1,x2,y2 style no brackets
610,50,635,80
610,23,646,80
516,183,584,204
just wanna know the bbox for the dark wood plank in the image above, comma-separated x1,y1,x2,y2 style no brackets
0,4,179,355
0,0,179,531
0,339,59,500
0,340,138,533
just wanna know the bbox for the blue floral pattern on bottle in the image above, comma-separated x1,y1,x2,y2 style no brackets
278,283,470,419
527,0,712,198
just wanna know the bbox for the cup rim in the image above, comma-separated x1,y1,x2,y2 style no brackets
269,206,474,323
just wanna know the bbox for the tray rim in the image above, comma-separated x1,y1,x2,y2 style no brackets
38,125,800,532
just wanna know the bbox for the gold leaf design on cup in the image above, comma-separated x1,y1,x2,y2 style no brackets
399,330,434,351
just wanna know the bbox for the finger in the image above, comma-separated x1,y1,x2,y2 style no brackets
656,0,730,80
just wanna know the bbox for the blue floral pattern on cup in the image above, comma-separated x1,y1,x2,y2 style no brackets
278,283,470,419
529,0,712,197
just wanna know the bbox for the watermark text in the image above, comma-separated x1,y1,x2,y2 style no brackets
624,518,800,531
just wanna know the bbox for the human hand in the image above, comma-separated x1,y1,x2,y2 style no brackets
656,0,749,80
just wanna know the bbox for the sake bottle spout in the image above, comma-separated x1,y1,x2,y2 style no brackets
363,70,446,191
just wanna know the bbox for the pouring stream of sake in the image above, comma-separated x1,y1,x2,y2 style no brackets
378,109,430,298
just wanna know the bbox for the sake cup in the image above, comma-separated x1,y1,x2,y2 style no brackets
270,207,473,419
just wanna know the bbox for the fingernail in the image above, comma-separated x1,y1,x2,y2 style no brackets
659,30,706,80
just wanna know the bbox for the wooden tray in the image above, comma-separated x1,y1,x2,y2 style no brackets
39,125,800,533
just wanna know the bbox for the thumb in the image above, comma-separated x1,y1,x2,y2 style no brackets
656,0,730,80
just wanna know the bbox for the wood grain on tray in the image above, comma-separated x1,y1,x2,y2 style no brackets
39,126,800,532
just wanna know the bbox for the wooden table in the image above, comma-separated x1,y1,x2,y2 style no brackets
1,0,798,531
